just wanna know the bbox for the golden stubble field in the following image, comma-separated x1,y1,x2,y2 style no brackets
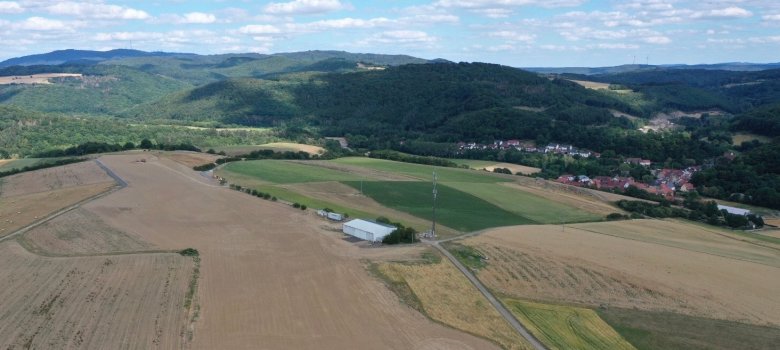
463,220,780,327
81,154,499,349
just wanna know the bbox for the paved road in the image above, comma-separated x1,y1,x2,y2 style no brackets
428,240,548,350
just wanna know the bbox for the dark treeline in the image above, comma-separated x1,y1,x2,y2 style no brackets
35,139,199,158
376,217,418,245
617,197,764,229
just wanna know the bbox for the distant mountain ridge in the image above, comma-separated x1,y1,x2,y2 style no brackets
0,49,192,68
524,62,780,75
0,49,435,69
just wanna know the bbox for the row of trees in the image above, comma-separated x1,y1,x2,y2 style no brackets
617,197,764,229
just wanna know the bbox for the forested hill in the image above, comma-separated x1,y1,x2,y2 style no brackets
125,62,638,143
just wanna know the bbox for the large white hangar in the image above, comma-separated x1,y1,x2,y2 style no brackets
342,219,397,242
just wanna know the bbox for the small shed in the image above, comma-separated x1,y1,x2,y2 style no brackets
342,219,397,242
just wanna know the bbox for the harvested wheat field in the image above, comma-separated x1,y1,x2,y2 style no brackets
18,208,155,256
0,240,194,349
80,154,498,349
0,161,116,238
463,219,780,326
377,257,534,350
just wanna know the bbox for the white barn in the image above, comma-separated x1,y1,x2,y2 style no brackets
717,204,751,216
342,219,397,242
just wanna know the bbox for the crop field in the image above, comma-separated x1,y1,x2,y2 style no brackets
453,182,602,224
221,159,363,184
732,132,772,145
0,73,83,85
462,219,780,327
0,158,48,171
455,160,541,175
76,154,499,349
345,181,535,231
0,241,194,349
376,256,533,350
503,299,635,350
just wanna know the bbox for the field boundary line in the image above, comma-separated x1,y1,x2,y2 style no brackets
430,241,548,350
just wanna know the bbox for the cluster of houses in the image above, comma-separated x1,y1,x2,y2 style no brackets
557,166,701,200
457,140,600,158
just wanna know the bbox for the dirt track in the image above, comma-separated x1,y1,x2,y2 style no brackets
86,154,498,349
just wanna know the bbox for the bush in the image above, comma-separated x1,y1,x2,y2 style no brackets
179,248,199,256
292,202,301,208
300,205,307,210
271,196,277,201
606,213,628,221
263,193,271,200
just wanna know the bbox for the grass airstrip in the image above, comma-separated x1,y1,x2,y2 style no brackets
218,157,603,234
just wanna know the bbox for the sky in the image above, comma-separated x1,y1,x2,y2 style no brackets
0,0,779,67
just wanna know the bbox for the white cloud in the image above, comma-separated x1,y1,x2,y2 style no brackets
489,30,535,43
487,44,515,51
643,36,671,44
595,43,639,49
176,12,217,24
0,1,23,14
264,0,347,15
291,17,394,31
44,1,149,20
434,0,584,9
14,16,81,31
238,24,282,35
359,30,437,45
763,14,780,21
692,7,752,19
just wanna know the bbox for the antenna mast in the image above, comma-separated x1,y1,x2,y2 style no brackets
431,171,438,238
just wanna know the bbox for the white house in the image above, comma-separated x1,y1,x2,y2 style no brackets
342,219,397,242
717,204,751,216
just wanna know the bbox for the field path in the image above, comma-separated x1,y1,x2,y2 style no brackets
430,241,548,350
86,154,499,350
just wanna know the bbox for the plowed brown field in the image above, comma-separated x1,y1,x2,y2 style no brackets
82,154,498,349
463,220,780,327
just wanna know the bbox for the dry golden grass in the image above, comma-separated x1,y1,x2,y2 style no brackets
162,151,220,168
483,163,541,175
731,132,772,145
568,80,611,90
500,182,620,217
503,299,635,350
261,142,325,155
378,259,534,350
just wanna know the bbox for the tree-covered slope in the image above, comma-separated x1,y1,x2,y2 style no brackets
125,62,637,141
0,64,191,115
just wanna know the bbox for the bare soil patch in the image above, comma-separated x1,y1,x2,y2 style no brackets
83,154,498,349
0,241,193,349
19,208,154,256
0,73,82,85
261,142,325,155
569,80,611,90
464,220,780,326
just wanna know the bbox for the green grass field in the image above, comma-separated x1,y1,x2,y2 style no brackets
504,299,636,350
598,307,780,350
452,182,602,224
452,159,502,169
222,160,362,184
331,157,509,183
250,185,378,220
344,181,534,231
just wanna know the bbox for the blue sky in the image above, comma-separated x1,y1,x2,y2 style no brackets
0,0,779,67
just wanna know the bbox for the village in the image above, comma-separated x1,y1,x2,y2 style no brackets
457,139,700,200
